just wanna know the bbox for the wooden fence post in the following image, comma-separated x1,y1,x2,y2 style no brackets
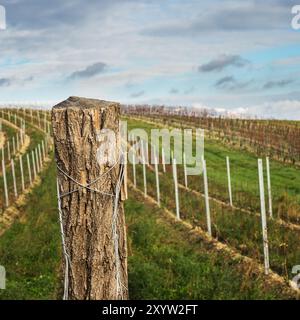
52,96,128,300
258,159,270,275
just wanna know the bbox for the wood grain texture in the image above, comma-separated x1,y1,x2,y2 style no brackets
52,96,128,300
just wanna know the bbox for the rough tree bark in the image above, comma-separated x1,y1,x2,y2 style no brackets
52,96,128,300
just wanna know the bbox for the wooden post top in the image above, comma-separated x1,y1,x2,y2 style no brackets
53,96,120,110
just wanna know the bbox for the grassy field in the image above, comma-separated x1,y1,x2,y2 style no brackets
0,159,61,299
0,114,299,300
130,163,300,280
124,117,300,280
0,158,296,300
124,117,300,223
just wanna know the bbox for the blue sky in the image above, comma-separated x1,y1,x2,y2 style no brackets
0,0,300,119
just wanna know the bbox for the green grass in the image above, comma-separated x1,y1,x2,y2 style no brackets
124,117,300,223
0,114,298,299
0,159,61,300
126,190,295,299
123,117,300,280
129,160,300,280
0,156,295,299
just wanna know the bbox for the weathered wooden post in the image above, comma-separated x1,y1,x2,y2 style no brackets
52,97,128,300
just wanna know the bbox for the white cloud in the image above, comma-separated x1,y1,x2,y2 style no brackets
246,100,300,119
0,0,299,119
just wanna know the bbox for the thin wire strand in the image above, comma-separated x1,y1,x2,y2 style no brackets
112,158,126,299
56,152,127,300
56,179,71,300
57,154,121,198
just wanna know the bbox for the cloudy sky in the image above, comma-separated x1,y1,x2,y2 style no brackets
0,0,300,119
